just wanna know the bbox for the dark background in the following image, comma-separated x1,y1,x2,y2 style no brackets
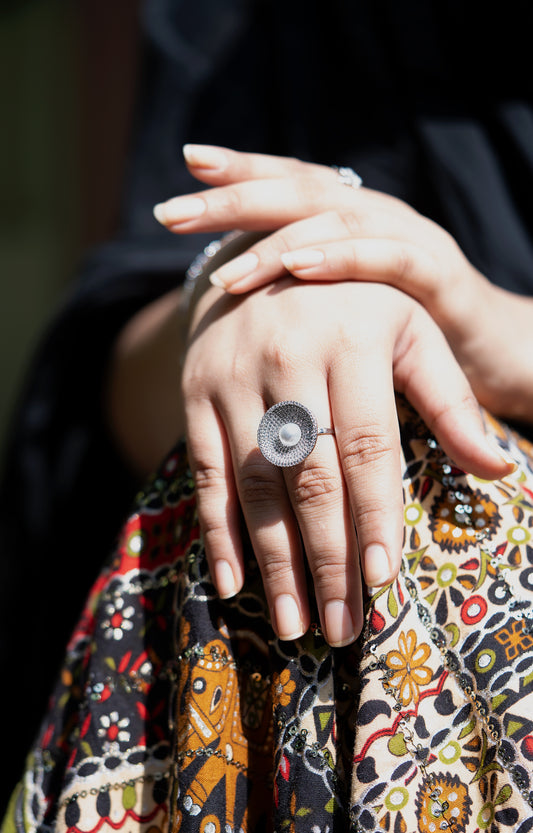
0,0,140,464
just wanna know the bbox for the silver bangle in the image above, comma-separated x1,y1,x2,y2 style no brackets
183,230,268,318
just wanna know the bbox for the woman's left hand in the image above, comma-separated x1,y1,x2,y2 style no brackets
154,144,533,424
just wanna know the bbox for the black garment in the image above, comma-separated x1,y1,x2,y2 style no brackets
1,0,532,812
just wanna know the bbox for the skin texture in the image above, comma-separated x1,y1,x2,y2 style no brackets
111,144,525,647
183,278,513,646
155,145,533,423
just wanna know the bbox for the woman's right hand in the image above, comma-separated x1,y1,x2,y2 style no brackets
182,276,513,647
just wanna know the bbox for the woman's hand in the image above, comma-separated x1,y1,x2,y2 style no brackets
154,145,533,424
182,277,512,647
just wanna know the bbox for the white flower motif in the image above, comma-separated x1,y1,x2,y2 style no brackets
101,597,135,640
97,711,131,746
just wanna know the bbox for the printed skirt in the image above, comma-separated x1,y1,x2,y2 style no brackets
3,398,533,833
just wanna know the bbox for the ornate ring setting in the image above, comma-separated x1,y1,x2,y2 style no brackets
257,401,335,467
332,165,363,189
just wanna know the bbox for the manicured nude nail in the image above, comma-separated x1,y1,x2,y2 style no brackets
499,458,518,474
214,559,238,598
364,544,393,588
274,594,304,640
210,252,259,288
485,435,518,473
160,196,206,225
153,203,167,224
209,272,226,288
324,600,355,647
281,249,325,271
183,143,228,171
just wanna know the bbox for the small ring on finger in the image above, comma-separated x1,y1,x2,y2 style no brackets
257,401,335,467
332,165,363,189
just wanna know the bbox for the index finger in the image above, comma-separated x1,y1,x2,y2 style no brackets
183,144,329,185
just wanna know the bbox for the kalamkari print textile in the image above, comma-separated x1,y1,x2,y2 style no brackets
4,398,533,833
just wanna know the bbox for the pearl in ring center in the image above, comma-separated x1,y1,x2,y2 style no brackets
279,422,302,448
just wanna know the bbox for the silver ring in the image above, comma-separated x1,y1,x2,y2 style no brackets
257,401,335,467
332,165,363,189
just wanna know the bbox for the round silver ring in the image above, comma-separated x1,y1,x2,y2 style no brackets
332,165,363,189
257,401,335,467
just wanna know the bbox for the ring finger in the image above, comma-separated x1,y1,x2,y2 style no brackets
260,383,362,647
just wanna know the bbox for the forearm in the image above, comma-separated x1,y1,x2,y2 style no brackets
105,287,187,477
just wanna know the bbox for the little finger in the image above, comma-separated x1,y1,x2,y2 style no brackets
394,309,517,480
281,239,441,312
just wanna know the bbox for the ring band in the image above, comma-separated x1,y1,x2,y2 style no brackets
332,165,363,189
257,401,335,467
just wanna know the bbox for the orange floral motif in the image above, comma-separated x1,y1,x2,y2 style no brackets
415,773,472,832
272,668,296,707
429,486,500,552
386,630,432,706
495,619,533,661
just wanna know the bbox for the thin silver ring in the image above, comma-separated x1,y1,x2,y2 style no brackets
332,165,363,189
257,401,335,467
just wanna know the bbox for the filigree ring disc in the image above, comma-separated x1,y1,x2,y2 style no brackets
257,401,319,467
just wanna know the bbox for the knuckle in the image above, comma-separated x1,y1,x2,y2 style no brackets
338,248,360,275
393,244,415,282
310,555,347,592
393,243,440,305
352,500,388,533
239,465,280,508
200,515,228,549
193,463,227,494
338,209,364,237
261,339,301,376
259,553,296,587
270,227,295,256
181,367,207,398
428,391,478,433
216,186,244,216
341,431,395,471
288,466,342,511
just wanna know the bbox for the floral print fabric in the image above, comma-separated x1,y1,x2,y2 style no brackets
3,398,533,833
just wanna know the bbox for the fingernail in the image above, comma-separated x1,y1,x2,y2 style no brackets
183,143,228,171
281,249,325,271
209,272,227,288
160,196,206,225
485,435,518,473
499,457,518,474
210,252,259,287
274,594,304,640
153,203,167,224
324,600,355,647
364,544,393,588
214,559,238,598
